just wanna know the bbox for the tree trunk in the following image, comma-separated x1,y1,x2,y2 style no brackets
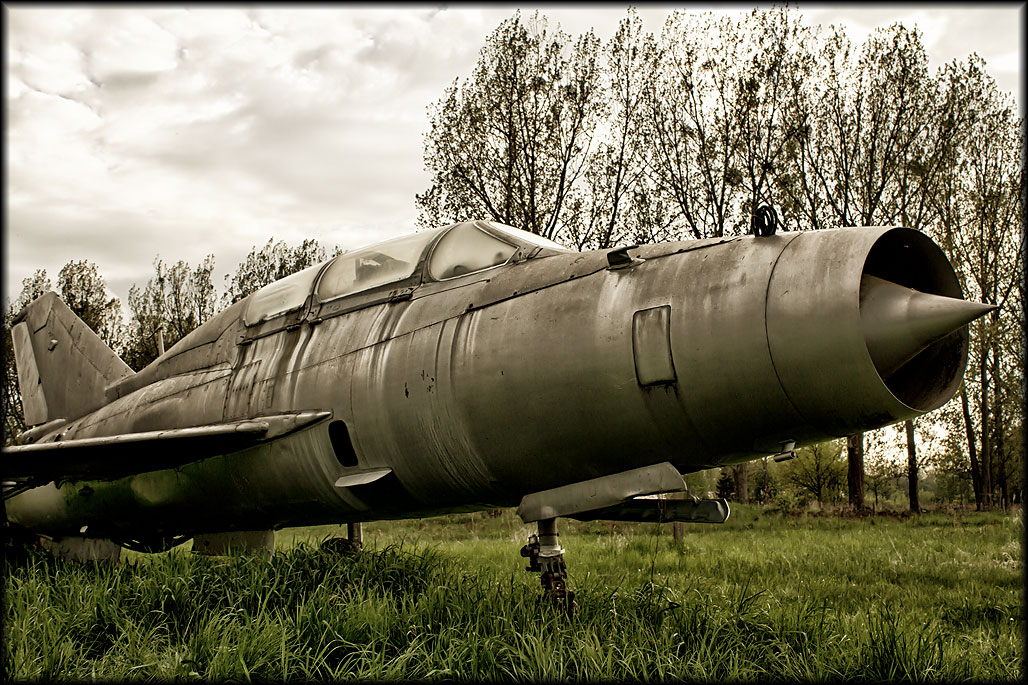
847,432,865,509
905,419,920,513
991,337,1006,509
670,491,685,544
733,463,750,504
979,351,992,508
961,385,984,511
761,457,769,504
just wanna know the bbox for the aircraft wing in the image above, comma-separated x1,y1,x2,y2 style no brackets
2,410,331,498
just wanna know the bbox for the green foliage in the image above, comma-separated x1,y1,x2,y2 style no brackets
3,266,121,443
56,260,123,351
3,270,54,444
865,453,904,512
752,458,779,504
781,440,847,508
4,508,1022,680
930,52,1025,511
222,237,328,307
121,256,216,371
417,11,604,241
715,469,735,501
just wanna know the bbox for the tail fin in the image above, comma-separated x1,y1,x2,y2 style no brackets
11,292,133,427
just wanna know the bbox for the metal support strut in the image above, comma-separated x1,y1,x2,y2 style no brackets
321,521,363,555
346,522,363,550
520,518,575,612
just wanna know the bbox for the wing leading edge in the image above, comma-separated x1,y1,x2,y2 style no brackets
2,410,332,499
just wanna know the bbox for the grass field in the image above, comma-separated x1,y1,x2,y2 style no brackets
3,505,1023,681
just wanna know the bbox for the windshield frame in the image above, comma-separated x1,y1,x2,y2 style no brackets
426,222,520,283
313,228,445,306
241,260,332,329
241,221,577,332
479,221,572,254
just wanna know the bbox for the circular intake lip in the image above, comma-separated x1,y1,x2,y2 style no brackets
859,228,971,412
765,226,970,438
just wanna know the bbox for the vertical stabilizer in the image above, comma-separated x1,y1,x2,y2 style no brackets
11,292,133,427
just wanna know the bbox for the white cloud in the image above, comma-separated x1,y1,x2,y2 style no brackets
87,12,180,80
988,49,1023,76
5,5,1023,310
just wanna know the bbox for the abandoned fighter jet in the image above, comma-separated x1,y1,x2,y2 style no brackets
3,218,994,603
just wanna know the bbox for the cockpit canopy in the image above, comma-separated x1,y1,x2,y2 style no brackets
319,232,431,303
243,221,569,326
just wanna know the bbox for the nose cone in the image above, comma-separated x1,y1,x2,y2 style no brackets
861,275,997,379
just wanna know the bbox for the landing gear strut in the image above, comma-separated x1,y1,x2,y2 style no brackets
520,518,576,613
321,522,363,554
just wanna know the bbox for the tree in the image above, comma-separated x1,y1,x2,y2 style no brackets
729,6,817,232
932,55,1024,510
715,469,735,501
934,428,977,510
753,456,778,504
864,454,902,513
782,440,846,509
804,23,936,229
122,256,216,371
56,260,123,352
562,10,650,250
223,238,328,306
642,11,741,239
864,426,903,512
779,24,852,231
866,420,945,513
4,270,53,323
847,433,866,510
796,23,940,513
3,270,53,444
784,22,943,230
905,419,921,512
730,462,750,504
418,11,603,241
849,24,936,512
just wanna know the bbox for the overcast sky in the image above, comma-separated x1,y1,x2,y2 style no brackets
4,4,1023,312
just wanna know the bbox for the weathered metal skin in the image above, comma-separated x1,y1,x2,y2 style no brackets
4,222,982,546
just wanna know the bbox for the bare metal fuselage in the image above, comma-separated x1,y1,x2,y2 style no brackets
5,224,980,547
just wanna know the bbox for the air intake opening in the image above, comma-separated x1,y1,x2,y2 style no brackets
863,228,961,297
329,420,358,467
860,228,968,412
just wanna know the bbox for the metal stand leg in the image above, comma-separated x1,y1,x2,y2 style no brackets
322,522,363,555
347,522,363,550
520,518,576,613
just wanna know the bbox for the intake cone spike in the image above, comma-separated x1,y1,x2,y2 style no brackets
861,275,997,380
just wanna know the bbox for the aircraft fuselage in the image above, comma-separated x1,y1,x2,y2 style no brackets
4,221,985,549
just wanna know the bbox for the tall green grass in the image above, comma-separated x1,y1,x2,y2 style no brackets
3,506,1023,680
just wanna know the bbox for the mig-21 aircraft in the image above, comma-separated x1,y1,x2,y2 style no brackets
3,217,994,603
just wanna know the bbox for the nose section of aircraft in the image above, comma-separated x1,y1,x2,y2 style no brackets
765,226,980,437
860,275,997,380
